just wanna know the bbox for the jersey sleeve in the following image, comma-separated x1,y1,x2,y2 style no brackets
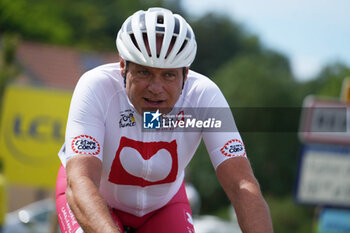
58,71,108,166
199,80,247,170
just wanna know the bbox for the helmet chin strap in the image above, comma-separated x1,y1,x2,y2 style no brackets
123,61,129,88
182,67,186,90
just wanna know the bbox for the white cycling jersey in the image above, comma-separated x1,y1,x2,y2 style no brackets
58,63,246,217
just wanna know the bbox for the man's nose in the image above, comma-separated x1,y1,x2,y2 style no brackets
147,76,163,94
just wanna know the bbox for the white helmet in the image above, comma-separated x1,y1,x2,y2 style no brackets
116,7,197,68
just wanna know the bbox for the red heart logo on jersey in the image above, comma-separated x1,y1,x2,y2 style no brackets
108,137,178,187
119,147,173,182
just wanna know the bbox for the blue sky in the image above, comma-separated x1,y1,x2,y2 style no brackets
181,0,350,81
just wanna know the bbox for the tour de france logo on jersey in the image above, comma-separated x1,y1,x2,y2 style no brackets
71,135,101,156
220,139,246,158
119,109,136,128
143,110,162,129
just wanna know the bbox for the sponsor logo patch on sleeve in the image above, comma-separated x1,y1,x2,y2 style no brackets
71,135,101,156
220,139,246,157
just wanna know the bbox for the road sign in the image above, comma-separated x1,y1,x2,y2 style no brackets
295,144,350,208
299,96,350,145
318,208,350,233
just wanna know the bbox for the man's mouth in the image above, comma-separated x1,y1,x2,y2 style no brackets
143,98,165,106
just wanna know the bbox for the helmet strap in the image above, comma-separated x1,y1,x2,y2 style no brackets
123,61,129,88
182,67,186,89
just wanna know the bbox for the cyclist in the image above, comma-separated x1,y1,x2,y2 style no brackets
56,7,273,233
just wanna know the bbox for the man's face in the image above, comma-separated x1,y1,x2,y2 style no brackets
120,58,188,114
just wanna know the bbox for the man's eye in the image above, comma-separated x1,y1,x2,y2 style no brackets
139,70,149,75
165,73,176,78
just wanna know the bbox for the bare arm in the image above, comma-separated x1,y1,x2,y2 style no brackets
216,157,274,233
66,156,122,233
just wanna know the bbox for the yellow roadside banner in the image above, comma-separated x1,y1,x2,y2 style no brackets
0,85,72,188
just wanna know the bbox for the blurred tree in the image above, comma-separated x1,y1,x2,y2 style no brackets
188,51,303,212
0,34,19,174
52,0,154,49
215,50,296,106
189,13,261,76
0,0,165,49
0,34,19,103
265,195,314,233
301,62,350,98
0,0,73,44
162,0,183,13
215,52,301,194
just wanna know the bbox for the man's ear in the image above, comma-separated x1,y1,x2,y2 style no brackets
120,57,126,76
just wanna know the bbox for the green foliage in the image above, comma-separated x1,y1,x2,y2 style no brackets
188,51,305,213
0,34,19,164
214,52,301,195
0,0,73,44
265,195,314,233
188,141,230,212
209,196,315,232
189,48,350,215
0,0,166,48
213,51,296,107
189,13,261,76
0,34,19,99
306,62,350,98
188,20,304,208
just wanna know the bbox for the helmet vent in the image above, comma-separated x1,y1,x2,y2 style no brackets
157,15,164,24
178,40,188,55
130,34,140,52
